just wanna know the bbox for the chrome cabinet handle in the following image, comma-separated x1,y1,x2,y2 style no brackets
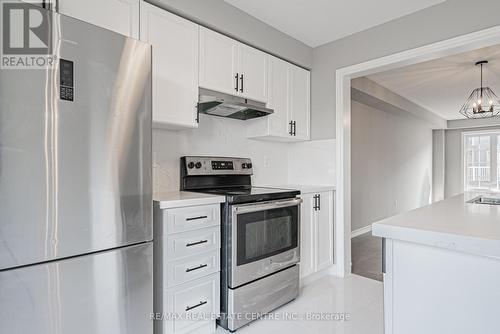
240,74,244,92
186,300,207,312
317,194,321,210
186,264,208,272
186,215,208,221
289,121,293,135
293,121,297,136
235,73,239,92
186,240,208,247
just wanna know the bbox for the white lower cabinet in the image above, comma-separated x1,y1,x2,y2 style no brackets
165,273,220,334
300,190,334,279
154,202,221,334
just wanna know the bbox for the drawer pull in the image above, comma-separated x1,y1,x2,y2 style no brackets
185,300,207,312
186,264,208,272
186,240,209,247
186,215,208,221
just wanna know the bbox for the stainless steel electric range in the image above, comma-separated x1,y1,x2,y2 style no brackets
180,156,302,331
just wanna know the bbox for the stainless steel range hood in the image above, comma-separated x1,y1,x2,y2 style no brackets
198,89,273,120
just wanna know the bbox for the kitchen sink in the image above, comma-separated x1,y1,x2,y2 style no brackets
468,195,500,205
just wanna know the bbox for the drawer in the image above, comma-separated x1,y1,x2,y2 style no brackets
165,273,220,334
166,250,220,288
166,226,220,261
166,204,220,234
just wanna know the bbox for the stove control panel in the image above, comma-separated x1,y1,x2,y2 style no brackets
182,156,253,176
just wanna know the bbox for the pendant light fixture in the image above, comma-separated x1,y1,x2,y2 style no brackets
459,60,500,119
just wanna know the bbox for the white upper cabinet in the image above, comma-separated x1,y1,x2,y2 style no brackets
199,27,238,96
247,56,310,142
199,27,268,103
237,44,268,102
58,0,139,38
140,1,199,130
289,65,311,141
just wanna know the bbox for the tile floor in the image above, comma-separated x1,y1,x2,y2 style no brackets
351,233,383,281
216,274,383,334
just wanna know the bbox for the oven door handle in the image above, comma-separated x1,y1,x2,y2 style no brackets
233,198,303,214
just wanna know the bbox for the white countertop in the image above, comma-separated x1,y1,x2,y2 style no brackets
261,184,336,194
153,191,225,209
372,192,500,258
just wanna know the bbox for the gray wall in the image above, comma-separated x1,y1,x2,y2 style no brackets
351,100,433,232
151,0,312,68
444,126,500,198
312,0,500,140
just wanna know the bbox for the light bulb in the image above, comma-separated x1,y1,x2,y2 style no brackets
478,99,482,104
490,100,494,105
473,102,477,107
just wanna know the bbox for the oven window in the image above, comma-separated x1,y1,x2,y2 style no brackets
236,205,298,266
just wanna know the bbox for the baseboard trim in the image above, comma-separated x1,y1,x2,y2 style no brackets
351,225,372,238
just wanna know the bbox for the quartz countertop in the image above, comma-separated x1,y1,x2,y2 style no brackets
153,191,225,209
372,192,500,258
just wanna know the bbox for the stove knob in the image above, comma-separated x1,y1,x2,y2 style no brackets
247,163,253,169
241,163,247,169
195,162,202,169
187,162,195,169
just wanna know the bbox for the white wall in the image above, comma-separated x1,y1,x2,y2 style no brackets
351,100,433,232
312,0,500,140
444,125,500,198
150,0,312,68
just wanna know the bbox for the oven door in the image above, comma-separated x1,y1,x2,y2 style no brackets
229,198,302,288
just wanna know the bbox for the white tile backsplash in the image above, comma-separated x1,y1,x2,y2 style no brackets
153,114,290,192
287,139,336,185
153,114,336,192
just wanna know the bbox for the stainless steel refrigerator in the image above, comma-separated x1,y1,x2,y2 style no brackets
0,4,153,334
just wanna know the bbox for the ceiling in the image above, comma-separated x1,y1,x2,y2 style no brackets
368,44,500,120
223,0,445,47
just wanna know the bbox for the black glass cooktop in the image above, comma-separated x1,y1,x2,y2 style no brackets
193,186,300,204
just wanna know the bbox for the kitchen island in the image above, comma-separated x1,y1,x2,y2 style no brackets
372,192,500,334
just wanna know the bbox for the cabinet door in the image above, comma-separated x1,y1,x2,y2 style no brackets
315,191,334,271
267,56,291,137
199,27,238,96
140,2,199,129
237,44,268,103
300,193,316,279
58,0,139,38
289,65,310,140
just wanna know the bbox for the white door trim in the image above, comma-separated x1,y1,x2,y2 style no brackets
334,25,500,277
